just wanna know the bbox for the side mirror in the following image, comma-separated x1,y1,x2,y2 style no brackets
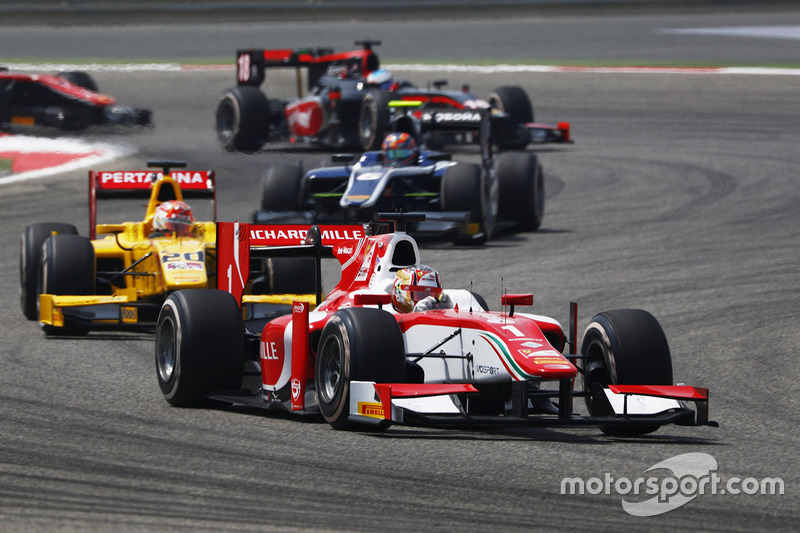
501,293,533,317
354,293,392,309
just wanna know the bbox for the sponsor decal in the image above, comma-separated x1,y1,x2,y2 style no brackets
476,365,501,375
293,302,306,314
337,246,353,255
531,356,567,365
326,64,350,78
532,350,564,359
355,243,375,282
166,261,203,270
291,378,301,402
345,194,370,201
521,341,544,348
355,172,382,181
358,402,385,419
97,170,210,186
423,111,481,123
286,100,323,136
262,340,279,360
249,227,364,243
120,306,137,322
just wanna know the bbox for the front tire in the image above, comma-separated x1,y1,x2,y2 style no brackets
580,309,673,436
39,234,94,335
315,308,406,429
216,87,270,152
496,151,544,231
156,290,245,407
20,222,78,320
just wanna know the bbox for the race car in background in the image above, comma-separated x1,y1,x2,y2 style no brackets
215,40,570,152
253,108,545,244
155,213,717,437
0,67,152,131
19,161,307,335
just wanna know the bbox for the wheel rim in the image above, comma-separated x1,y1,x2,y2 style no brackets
156,316,177,383
216,101,234,143
318,335,343,404
583,336,611,389
359,105,375,145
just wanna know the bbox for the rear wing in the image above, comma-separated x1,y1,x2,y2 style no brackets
391,100,571,146
235,40,381,95
216,222,367,306
88,160,216,239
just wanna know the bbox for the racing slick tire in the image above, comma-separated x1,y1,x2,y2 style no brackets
216,86,270,153
441,162,494,245
358,90,389,151
156,289,245,407
39,234,95,336
495,151,544,231
260,163,305,212
580,309,674,437
489,86,534,150
20,222,78,320
56,71,98,92
316,307,406,430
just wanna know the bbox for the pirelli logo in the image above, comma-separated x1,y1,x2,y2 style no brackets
358,402,385,419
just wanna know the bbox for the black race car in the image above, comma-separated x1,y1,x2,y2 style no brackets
0,67,152,131
215,40,570,153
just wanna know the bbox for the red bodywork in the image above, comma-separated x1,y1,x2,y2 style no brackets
0,72,116,106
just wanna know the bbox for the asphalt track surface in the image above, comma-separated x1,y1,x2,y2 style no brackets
1,8,799,532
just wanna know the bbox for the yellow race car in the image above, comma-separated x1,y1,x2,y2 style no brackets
20,160,312,335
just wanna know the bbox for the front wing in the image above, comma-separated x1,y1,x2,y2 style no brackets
348,381,717,430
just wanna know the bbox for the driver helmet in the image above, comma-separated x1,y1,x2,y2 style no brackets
153,200,194,236
382,132,418,167
392,265,443,313
365,69,394,90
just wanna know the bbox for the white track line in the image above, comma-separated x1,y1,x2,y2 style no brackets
0,135,135,185
3,63,800,75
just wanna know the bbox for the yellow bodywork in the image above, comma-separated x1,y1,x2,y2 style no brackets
38,221,218,328
38,174,219,330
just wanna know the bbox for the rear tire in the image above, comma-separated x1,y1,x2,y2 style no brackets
316,308,406,429
489,86,534,150
358,90,389,150
156,290,245,407
260,163,305,212
216,87,270,152
20,222,77,320
39,234,95,335
441,162,493,245
57,71,98,92
580,309,673,436
496,151,544,231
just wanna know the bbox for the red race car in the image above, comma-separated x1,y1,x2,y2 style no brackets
0,67,151,131
155,213,716,436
